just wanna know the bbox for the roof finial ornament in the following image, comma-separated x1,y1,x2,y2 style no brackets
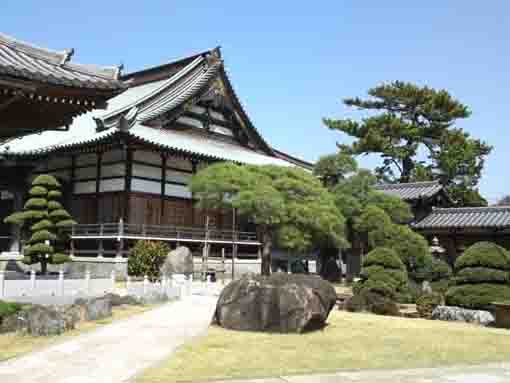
59,48,75,66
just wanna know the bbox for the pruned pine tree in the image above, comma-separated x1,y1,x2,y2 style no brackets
4,175,76,274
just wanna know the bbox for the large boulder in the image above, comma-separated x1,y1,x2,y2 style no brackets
214,273,337,333
432,305,495,326
160,246,193,276
103,293,141,307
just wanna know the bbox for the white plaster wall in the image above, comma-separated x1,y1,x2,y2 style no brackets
132,163,161,180
100,178,125,192
164,183,191,199
102,163,125,177
74,181,96,194
133,150,161,165
76,153,98,167
75,166,97,180
102,149,124,163
166,169,190,185
131,178,160,194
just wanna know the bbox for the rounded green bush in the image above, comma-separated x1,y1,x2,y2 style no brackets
362,247,405,270
47,200,63,210
455,267,509,285
29,186,48,197
31,219,54,232
49,209,71,220
416,292,443,308
47,190,63,199
0,301,22,321
32,174,60,188
24,243,54,256
455,242,510,271
446,284,510,310
128,240,169,281
28,230,56,244
51,253,70,264
24,198,48,209
55,219,77,227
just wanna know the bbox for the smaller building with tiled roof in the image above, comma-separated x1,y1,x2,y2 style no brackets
374,180,453,222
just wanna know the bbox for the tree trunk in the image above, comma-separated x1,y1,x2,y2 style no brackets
400,156,415,182
41,259,47,275
261,230,272,276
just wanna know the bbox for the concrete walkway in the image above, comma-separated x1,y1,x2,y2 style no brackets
212,363,510,383
0,295,217,383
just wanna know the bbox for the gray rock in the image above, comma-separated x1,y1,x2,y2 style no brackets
214,273,337,333
422,281,433,294
432,305,495,326
160,246,193,277
103,293,141,306
74,297,112,321
23,305,67,336
140,290,168,305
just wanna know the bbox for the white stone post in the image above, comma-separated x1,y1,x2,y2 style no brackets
30,270,36,290
85,268,91,295
143,275,148,295
59,269,64,296
110,270,116,292
126,275,131,293
0,270,4,298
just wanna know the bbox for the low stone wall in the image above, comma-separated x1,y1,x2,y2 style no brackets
193,257,261,278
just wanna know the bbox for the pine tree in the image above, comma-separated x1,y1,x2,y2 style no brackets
4,175,76,274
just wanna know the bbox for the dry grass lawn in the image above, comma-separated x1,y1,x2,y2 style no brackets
137,310,510,383
0,304,158,361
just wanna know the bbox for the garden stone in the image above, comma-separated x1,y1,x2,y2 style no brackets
104,293,141,306
431,305,495,326
345,290,400,316
214,273,337,333
75,296,112,321
24,305,67,336
140,290,167,304
160,246,193,276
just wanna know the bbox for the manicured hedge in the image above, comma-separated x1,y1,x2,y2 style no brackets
0,301,22,321
446,284,510,310
356,247,409,301
456,242,510,270
446,242,510,310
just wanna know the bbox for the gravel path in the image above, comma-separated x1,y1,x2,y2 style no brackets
0,295,217,383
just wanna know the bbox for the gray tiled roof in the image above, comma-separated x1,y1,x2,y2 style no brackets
374,181,444,201
413,207,510,230
0,33,123,90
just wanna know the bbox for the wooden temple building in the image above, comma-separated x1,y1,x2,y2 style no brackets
377,180,510,266
0,33,311,261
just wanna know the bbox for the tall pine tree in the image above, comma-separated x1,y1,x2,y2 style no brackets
324,81,492,206
4,175,76,274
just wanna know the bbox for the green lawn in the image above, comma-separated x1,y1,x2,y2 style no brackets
136,310,510,383
0,304,159,361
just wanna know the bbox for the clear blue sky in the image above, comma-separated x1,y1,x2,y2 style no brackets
3,1,509,203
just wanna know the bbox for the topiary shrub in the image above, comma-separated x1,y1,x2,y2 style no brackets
4,174,76,274
128,240,169,281
446,242,510,310
353,247,410,308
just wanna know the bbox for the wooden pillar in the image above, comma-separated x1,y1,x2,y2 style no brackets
191,159,197,226
95,152,102,223
161,154,167,222
124,148,133,223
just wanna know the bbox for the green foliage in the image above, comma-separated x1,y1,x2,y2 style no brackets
47,190,62,199
455,242,510,270
28,186,48,196
31,220,53,232
191,163,348,274
0,301,22,321
129,240,169,281
4,174,76,273
55,219,78,227
416,292,443,308
313,151,358,187
454,267,509,284
24,198,47,209
362,247,405,270
24,243,54,256
28,230,56,244
51,253,70,264
428,258,452,281
324,81,492,206
446,242,510,309
32,174,60,188
47,200,63,210
356,247,408,301
446,284,510,310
